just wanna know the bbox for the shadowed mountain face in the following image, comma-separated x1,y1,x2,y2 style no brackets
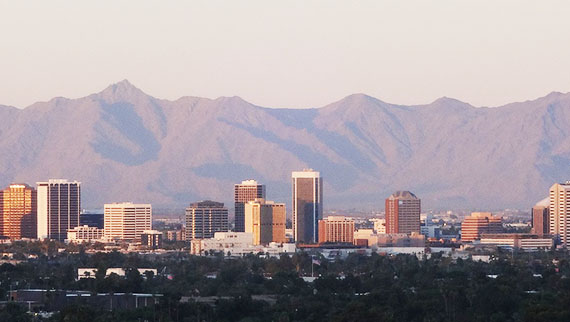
0,80,569,210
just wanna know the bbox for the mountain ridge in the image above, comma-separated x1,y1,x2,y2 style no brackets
1,80,570,211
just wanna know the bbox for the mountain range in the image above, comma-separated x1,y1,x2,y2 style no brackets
1,80,569,212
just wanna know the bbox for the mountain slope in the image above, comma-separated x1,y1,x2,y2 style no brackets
1,80,569,210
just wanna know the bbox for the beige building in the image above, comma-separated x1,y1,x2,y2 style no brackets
370,218,386,234
104,202,152,242
0,184,37,239
461,212,502,242
245,198,286,245
292,169,323,243
385,191,420,234
234,180,265,232
353,229,379,247
549,182,570,245
318,216,355,244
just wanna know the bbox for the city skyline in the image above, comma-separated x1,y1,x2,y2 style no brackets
1,2,568,319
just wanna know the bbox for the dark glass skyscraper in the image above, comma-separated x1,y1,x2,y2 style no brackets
292,169,322,243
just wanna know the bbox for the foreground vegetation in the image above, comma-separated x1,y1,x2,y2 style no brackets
0,242,570,321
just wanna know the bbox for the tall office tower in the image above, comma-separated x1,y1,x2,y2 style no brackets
185,201,229,241
0,184,37,239
549,182,570,245
104,203,152,241
244,198,286,245
461,212,503,242
37,179,81,241
531,198,549,237
292,169,323,243
385,191,421,234
318,216,355,244
234,180,265,232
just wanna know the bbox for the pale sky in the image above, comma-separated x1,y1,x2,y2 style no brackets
1,0,570,109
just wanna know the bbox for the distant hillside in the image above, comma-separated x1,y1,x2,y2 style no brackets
1,80,569,211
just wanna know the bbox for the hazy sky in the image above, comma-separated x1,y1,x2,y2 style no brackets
1,1,570,108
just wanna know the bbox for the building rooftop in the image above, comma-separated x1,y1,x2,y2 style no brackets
292,169,320,178
236,179,261,185
388,191,419,200
37,179,81,185
189,200,225,208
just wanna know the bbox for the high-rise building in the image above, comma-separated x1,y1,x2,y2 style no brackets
244,198,286,245
549,182,570,245
104,203,152,241
0,184,37,239
234,180,265,232
318,216,355,244
461,212,503,242
531,198,549,237
385,191,421,234
185,201,229,241
292,169,323,243
37,179,81,241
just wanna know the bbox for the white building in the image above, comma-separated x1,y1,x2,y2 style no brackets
104,203,152,242
67,225,105,243
190,232,296,256
37,179,81,241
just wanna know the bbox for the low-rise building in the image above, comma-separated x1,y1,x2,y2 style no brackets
479,233,553,250
353,229,378,247
318,216,355,244
461,212,502,242
377,232,425,247
370,218,386,234
141,230,163,249
421,225,441,239
166,229,184,241
190,232,296,256
66,225,105,243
